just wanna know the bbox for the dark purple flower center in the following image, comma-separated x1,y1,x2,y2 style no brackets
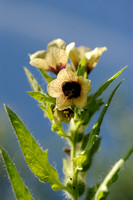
60,65,66,70
49,65,66,75
62,81,81,99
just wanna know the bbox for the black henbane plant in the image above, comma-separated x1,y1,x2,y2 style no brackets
0,38,133,200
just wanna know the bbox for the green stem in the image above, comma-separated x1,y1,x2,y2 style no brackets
71,122,79,200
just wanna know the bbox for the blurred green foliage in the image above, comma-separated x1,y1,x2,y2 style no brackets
0,89,133,200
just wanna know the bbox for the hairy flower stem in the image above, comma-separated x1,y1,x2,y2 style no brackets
71,137,78,200
70,118,80,200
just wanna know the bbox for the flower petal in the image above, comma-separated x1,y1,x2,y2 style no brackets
29,58,49,70
47,79,63,97
56,95,72,110
47,38,66,49
66,42,75,55
52,47,68,66
29,50,46,59
78,77,92,94
73,77,91,108
69,47,81,68
73,95,87,108
69,46,90,68
57,68,77,82
85,47,107,69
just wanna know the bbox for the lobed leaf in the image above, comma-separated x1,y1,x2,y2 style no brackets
93,146,133,200
24,67,43,92
27,91,56,104
4,105,65,191
0,146,34,200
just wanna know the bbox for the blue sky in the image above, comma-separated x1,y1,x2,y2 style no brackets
0,1,133,199
0,0,133,132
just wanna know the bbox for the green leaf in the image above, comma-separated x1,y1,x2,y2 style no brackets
85,80,123,151
39,69,54,83
24,67,43,92
4,105,65,191
75,81,123,171
77,57,85,76
0,146,33,200
38,104,53,121
52,123,70,138
93,80,123,136
27,91,56,104
93,146,133,200
78,67,127,131
94,66,127,99
74,137,101,171
79,95,104,126
85,184,100,200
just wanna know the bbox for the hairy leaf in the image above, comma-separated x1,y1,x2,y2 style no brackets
84,81,123,151
85,184,100,200
52,123,69,138
39,69,54,83
4,105,65,191
74,137,101,171
0,146,34,200
75,81,123,171
93,146,133,200
24,67,43,92
79,67,126,131
38,104,53,121
27,91,56,104
79,95,104,126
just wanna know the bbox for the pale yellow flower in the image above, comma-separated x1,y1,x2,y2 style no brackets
69,46,107,74
47,67,91,110
69,46,90,68
29,38,75,74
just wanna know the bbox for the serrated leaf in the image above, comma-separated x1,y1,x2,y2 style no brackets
4,105,65,191
24,67,43,92
93,146,133,200
94,66,127,99
0,146,34,200
39,69,54,83
38,104,53,121
77,57,85,76
27,91,56,104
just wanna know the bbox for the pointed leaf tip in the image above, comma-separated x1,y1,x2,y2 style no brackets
94,66,127,98
0,146,34,200
4,105,65,191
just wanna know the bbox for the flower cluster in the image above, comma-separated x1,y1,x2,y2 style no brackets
29,38,75,74
29,39,107,123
